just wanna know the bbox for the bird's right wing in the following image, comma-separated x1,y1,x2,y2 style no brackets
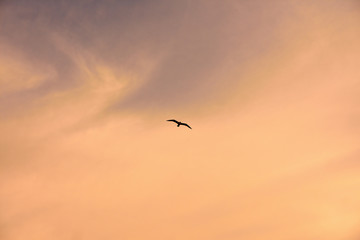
182,123,192,129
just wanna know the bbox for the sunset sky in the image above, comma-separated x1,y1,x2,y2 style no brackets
1,0,360,239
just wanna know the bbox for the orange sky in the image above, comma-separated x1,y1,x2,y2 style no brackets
1,1,360,239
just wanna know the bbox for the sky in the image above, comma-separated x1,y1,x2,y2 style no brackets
1,0,360,239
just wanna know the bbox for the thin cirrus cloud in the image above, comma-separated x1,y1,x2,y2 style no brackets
0,0,313,115
1,0,357,116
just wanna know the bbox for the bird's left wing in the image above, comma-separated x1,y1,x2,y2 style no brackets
182,123,192,129
167,119,178,123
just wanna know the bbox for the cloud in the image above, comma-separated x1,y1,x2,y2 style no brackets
0,0,306,116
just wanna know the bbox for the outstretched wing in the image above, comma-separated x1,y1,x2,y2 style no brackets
182,123,192,129
167,119,179,124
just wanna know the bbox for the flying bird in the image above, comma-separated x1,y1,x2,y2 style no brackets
167,119,192,129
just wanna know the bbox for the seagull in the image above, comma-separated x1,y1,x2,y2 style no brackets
167,119,192,129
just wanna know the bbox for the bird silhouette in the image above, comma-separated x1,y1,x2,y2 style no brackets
167,119,192,129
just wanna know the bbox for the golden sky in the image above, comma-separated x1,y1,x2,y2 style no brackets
1,0,360,239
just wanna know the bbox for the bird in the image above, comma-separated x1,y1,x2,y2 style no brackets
167,119,192,129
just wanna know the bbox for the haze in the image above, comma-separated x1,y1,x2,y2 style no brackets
1,1,360,239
